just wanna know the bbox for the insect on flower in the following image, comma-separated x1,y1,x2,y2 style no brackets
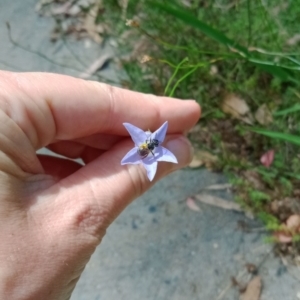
137,137,160,158
121,121,178,181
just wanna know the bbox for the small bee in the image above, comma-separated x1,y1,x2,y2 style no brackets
137,137,160,158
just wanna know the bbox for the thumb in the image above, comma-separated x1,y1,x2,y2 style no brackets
49,135,193,237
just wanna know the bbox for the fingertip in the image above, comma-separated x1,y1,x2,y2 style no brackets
168,100,201,133
186,100,201,122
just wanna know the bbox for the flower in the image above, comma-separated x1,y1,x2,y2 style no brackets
121,121,178,181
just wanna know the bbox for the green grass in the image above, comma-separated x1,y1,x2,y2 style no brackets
97,0,300,243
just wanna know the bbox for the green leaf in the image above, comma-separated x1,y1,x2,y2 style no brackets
251,128,300,146
258,211,280,228
149,1,291,81
150,2,246,52
284,172,300,180
251,62,291,81
249,190,271,202
273,104,300,116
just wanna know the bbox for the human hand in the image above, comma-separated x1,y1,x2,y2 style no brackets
0,71,200,300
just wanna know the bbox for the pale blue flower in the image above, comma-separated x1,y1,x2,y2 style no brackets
121,121,178,181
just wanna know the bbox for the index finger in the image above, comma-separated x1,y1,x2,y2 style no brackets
0,72,200,147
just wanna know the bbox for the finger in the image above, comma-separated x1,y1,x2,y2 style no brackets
47,141,86,159
0,72,200,150
48,133,124,155
80,148,106,164
41,135,193,237
74,134,124,149
47,142,105,164
37,155,82,179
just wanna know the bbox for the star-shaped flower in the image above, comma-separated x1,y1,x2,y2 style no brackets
121,121,178,181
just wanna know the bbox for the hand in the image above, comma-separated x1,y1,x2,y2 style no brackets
0,71,200,300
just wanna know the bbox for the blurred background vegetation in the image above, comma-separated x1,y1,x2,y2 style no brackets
38,0,300,251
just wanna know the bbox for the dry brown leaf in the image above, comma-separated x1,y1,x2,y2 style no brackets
189,150,218,169
275,232,292,243
275,215,300,243
255,104,273,125
204,183,232,190
186,197,202,212
240,276,262,300
188,158,203,168
51,1,73,15
195,194,242,212
286,215,300,231
84,0,104,44
79,53,113,79
222,94,253,124
222,94,249,117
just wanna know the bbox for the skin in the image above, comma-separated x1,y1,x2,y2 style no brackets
0,71,200,300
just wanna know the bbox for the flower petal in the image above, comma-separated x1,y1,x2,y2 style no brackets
142,160,158,181
121,147,141,165
156,146,178,163
151,121,168,143
123,123,148,146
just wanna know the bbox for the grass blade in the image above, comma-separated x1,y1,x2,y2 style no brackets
151,2,246,52
273,104,300,116
251,128,300,146
164,57,188,95
150,1,291,81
